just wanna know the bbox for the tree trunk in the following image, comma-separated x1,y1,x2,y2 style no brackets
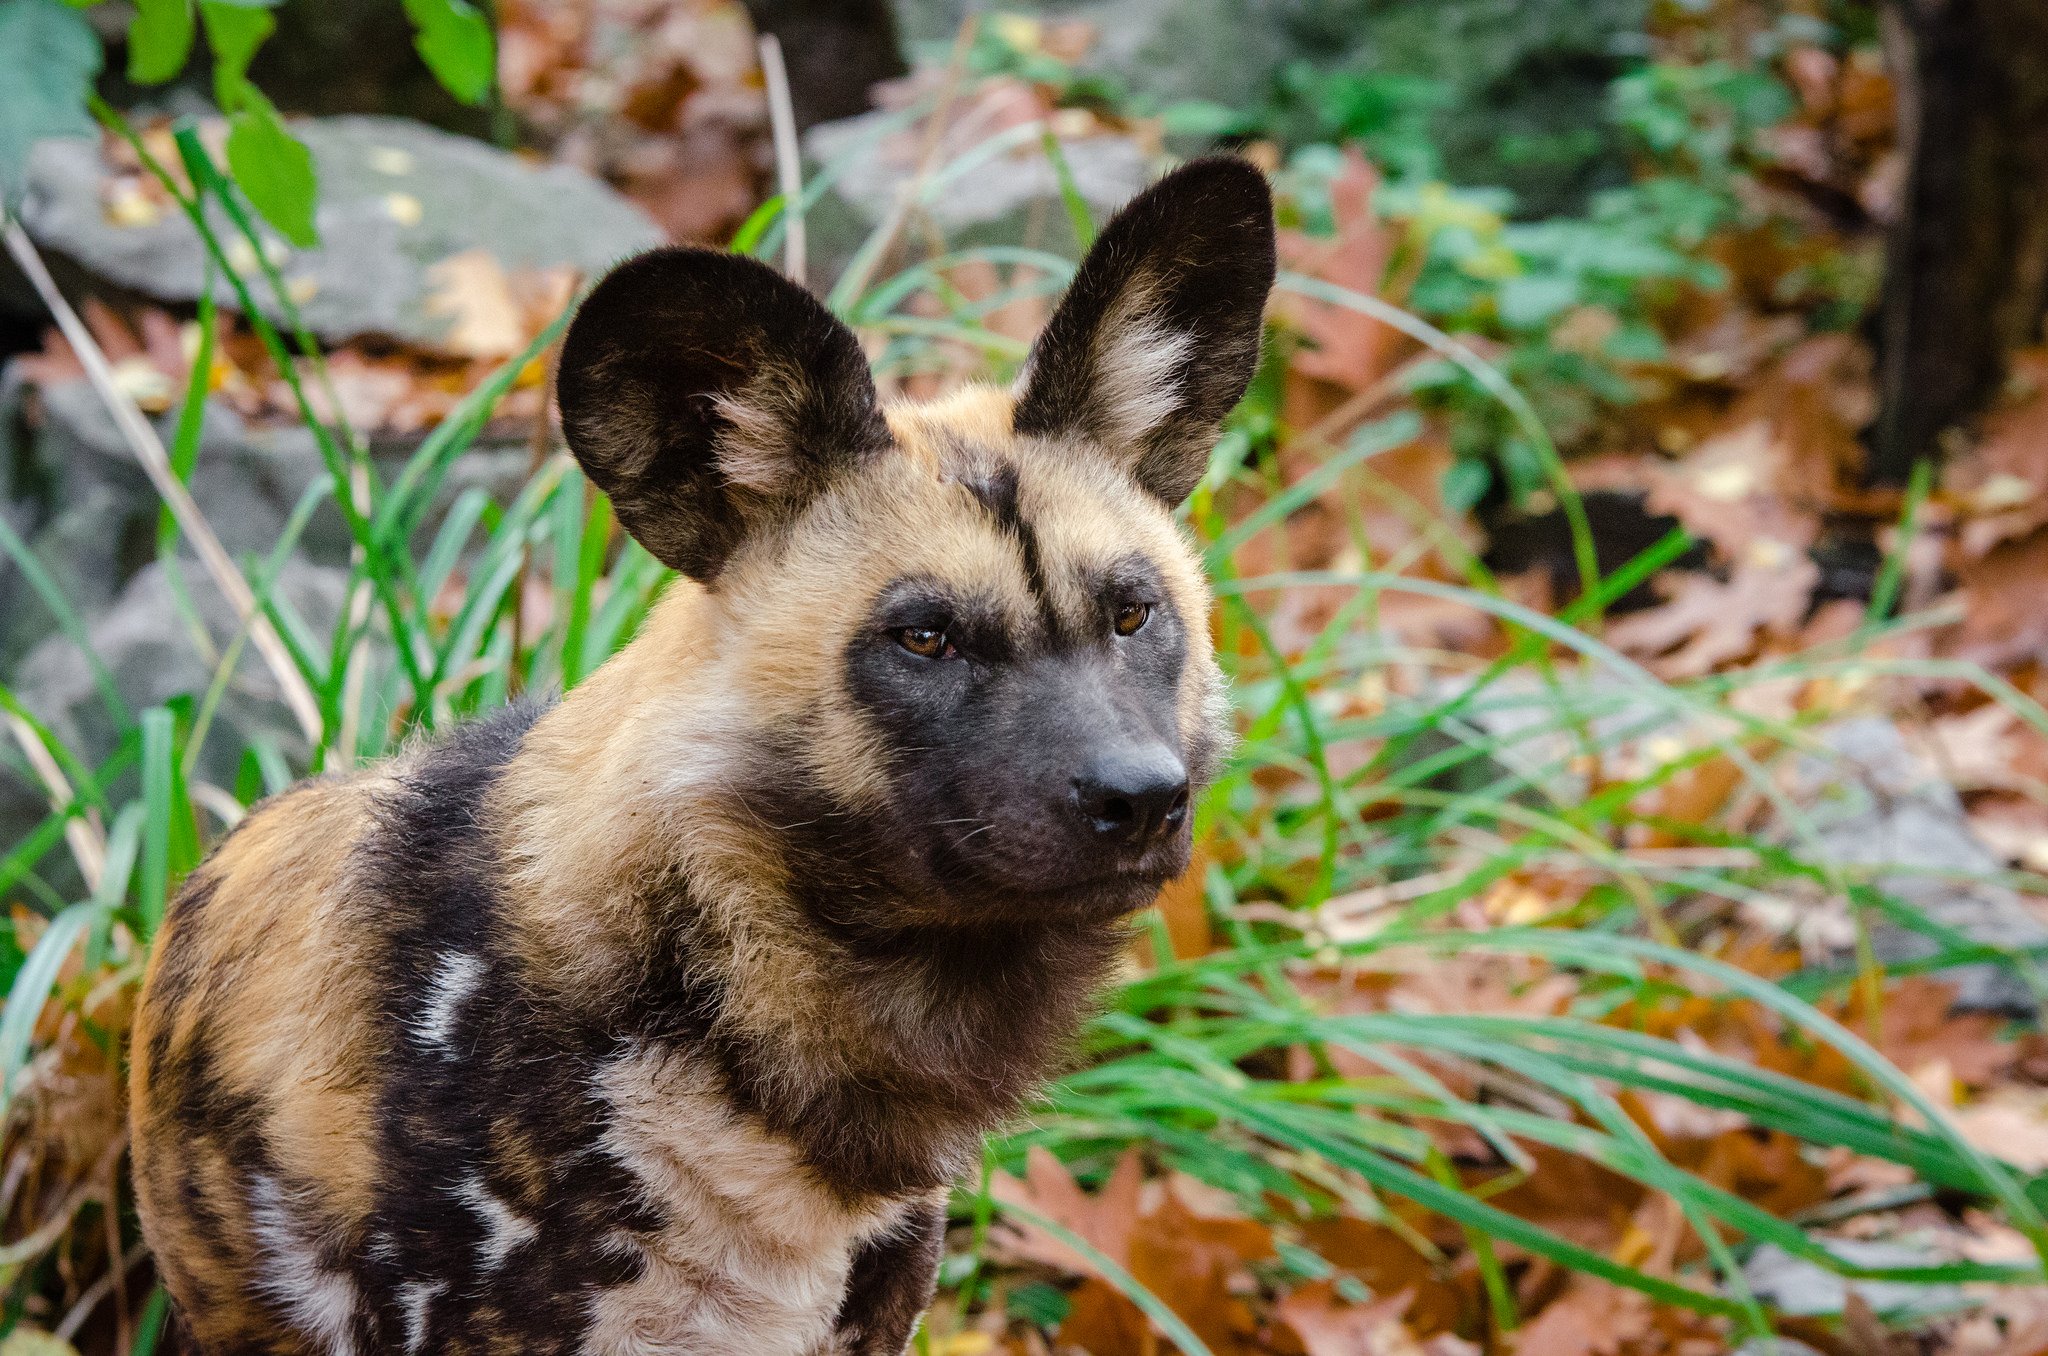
741,0,906,132
1871,0,2048,483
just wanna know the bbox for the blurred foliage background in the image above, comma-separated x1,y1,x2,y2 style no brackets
9,1,2048,1354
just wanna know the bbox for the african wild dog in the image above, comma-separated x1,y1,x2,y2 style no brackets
129,157,1276,1355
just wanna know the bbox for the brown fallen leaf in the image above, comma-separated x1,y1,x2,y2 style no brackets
1126,1190,1270,1355
1512,1280,1655,1356
1275,148,1408,395
1278,1282,1419,1356
1042,1182,1272,1356
1294,1218,1469,1337
1865,978,2014,1090
1950,1087,2048,1172
424,249,529,359
1694,1128,1829,1219
1605,550,1820,678
1963,793,2048,874
1947,349,2048,558
1842,1292,1913,1356
1947,528,2048,672
1642,419,1820,560
1931,1283,2048,1356
497,0,769,243
988,1146,1142,1274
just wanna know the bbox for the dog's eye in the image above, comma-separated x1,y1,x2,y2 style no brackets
897,628,953,659
1114,603,1153,637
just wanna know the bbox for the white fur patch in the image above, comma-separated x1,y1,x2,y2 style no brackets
580,1043,916,1356
411,952,484,1058
454,1174,538,1271
396,1280,445,1356
709,370,805,496
1090,301,1196,447
247,1173,361,1356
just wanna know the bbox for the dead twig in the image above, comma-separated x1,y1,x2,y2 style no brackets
2,221,324,745
757,33,807,288
834,13,980,307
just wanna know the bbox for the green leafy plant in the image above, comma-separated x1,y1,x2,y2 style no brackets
0,0,497,248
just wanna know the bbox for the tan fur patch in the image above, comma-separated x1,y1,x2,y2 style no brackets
131,775,395,1349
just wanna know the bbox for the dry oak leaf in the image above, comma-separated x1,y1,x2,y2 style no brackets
989,1145,1143,1274
990,1149,1272,1356
1946,348,2048,559
1962,793,2048,874
1511,1280,1656,1356
1693,1128,1829,1219
424,249,528,359
1933,1283,2048,1356
1046,1186,1273,1356
1605,549,1820,678
1126,1191,1271,1356
1479,1144,1646,1256
1273,147,1408,394
1946,528,2048,672
1642,420,1819,560
1865,978,2014,1090
1950,1086,2048,1173
1294,1218,1469,1337
1279,1282,1421,1356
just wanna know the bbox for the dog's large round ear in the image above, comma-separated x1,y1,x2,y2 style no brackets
1013,158,1276,508
555,249,890,582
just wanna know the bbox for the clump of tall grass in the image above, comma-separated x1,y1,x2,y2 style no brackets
2,96,2046,1355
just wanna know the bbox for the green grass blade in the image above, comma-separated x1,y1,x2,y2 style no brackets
728,193,784,255
0,515,129,728
1275,271,1598,605
139,707,174,939
0,900,102,1111
1040,129,1095,249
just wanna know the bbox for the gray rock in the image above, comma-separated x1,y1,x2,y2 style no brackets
0,378,339,668
10,555,347,785
1742,1239,1970,1319
804,110,1148,231
1786,717,2048,1015
17,116,664,348
1424,678,2048,1012
1,370,532,715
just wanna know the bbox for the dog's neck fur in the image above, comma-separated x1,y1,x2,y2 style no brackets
485,584,1128,1199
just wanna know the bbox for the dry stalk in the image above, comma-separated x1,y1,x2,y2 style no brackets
757,33,807,287
0,1133,124,1269
2,221,325,745
834,13,981,307
5,714,107,894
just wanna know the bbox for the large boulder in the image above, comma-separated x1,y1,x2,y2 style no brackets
15,116,665,349
9,554,348,789
0,372,531,681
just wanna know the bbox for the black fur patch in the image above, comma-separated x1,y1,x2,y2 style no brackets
967,463,1062,640
352,702,676,1353
555,248,892,581
834,1198,946,1355
1014,156,1276,506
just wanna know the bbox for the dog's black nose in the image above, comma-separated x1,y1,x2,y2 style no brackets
1074,748,1190,845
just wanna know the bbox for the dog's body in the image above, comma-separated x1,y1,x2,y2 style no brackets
130,159,1275,1355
